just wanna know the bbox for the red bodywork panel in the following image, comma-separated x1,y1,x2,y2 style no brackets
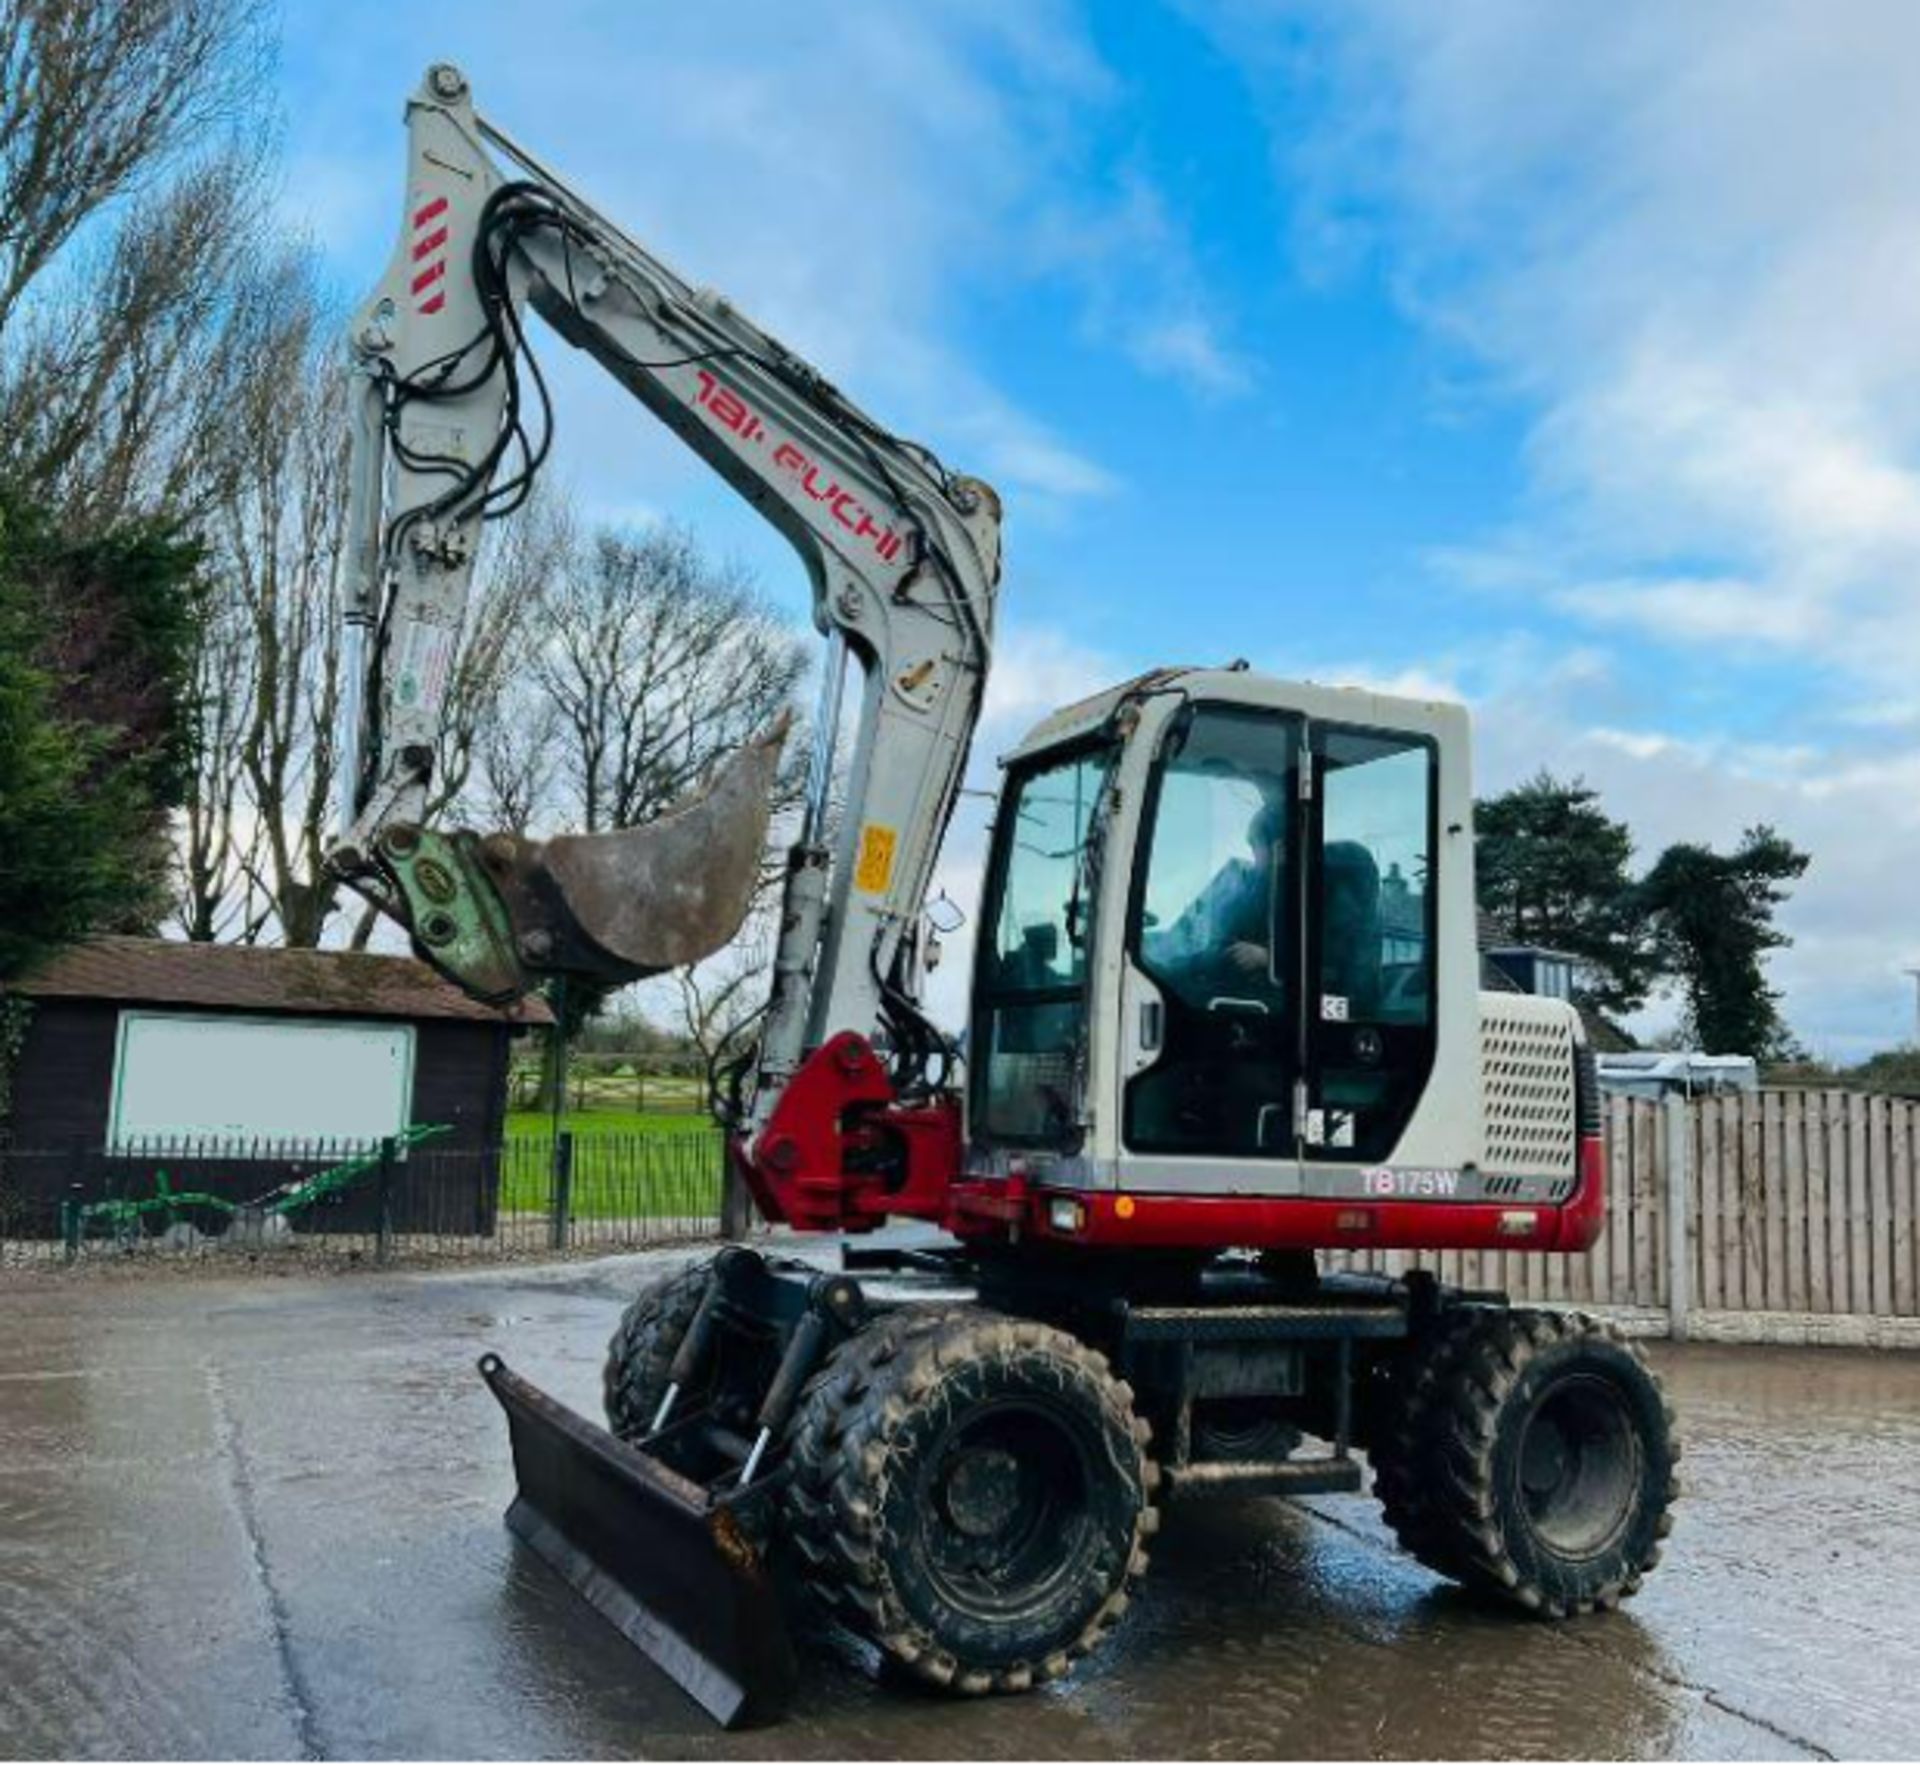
741,1033,961,1233
738,1034,1606,1256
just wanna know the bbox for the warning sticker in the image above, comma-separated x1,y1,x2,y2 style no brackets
394,621,455,715
854,823,898,894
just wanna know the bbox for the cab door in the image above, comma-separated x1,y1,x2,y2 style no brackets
1120,703,1302,1165
1301,724,1440,1164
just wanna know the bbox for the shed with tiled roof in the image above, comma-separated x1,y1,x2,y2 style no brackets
4,937,550,1237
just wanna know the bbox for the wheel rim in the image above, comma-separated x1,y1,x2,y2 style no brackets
1516,1371,1641,1558
916,1398,1100,1622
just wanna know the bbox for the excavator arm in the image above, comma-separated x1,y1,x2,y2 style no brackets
332,64,1001,1114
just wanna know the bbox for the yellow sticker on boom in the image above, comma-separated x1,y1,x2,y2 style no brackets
854,822,899,894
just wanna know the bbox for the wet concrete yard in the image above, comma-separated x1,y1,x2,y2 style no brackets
4,1252,1918,1760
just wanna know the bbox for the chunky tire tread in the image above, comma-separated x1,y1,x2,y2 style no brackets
1368,1308,1489,1580
601,1254,720,1439
1373,1305,1679,1618
784,1304,1157,1694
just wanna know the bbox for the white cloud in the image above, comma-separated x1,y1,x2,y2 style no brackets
1180,0,1920,1055
976,621,1123,751
942,392,1124,504
1025,169,1254,398
1199,0,1920,690
1549,575,1817,650
1126,315,1253,398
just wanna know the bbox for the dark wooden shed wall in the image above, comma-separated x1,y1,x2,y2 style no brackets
8,1001,512,1151
4,1001,517,1235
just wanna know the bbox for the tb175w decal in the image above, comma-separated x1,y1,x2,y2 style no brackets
1362,1167,1461,1199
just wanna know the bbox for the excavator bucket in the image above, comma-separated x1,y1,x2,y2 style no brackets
478,1354,798,1729
497,715,791,979
369,719,790,1004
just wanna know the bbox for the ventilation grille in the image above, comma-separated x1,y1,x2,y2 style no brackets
1480,995,1579,1178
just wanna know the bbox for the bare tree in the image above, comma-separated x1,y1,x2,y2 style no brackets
673,940,773,1075
496,521,807,1110
0,0,270,335
476,688,563,839
174,582,267,941
1,1,297,956
0,1,279,528
674,932,775,1240
163,269,349,948
231,338,349,948
530,524,808,836
431,488,574,823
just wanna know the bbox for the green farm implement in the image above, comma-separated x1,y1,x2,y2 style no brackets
61,1124,451,1253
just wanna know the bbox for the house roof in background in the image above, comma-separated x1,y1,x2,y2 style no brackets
13,936,554,1026
1579,1008,1639,1055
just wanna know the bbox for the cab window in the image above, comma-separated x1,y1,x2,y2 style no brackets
1126,706,1298,1158
972,748,1108,1146
1308,727,1436,1161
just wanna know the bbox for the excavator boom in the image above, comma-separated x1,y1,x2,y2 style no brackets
331,64,1001,1092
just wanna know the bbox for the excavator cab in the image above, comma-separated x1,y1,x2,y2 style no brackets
970,668,1491,1208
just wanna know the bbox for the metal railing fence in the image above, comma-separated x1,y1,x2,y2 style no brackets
0,1126,725,1267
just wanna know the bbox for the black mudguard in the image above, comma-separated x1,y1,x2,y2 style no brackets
478,1353,797,1728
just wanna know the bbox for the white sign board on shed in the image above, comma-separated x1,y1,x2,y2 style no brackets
108,1011,416,1150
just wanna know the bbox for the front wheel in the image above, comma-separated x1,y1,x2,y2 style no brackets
1374,1307,1678,1617
785,1306,1157,1694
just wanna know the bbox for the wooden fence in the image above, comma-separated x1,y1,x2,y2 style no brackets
1329,1091,1920,1335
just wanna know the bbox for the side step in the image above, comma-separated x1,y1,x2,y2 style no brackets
1122,1301,1408,1341
1160,1455,1365,1502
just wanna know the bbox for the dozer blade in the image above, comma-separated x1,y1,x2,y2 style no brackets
478,1353,797,1729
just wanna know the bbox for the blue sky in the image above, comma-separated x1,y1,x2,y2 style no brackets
277,1,1919,1056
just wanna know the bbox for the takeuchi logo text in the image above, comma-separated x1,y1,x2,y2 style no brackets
690,369,906,565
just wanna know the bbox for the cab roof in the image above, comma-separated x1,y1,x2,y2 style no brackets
998,665,1471,767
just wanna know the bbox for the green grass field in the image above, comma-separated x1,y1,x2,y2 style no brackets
497,1109,723,1219
504,1108,710,1140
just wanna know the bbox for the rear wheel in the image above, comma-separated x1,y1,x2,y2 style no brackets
785,1306,1157,1694
1373,1307,1679,1617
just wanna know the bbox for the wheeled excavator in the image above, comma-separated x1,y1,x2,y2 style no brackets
333,65,1679,1728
